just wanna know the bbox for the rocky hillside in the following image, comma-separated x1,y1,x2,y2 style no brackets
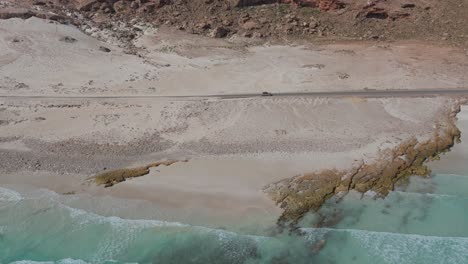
1,0,468,45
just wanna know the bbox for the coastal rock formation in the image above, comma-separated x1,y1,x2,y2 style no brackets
91,159,186,187
264,102,463,224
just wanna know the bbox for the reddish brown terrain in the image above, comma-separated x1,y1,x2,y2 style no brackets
1,0,467,46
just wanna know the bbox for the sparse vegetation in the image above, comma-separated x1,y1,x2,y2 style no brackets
277,4,290,15
158,45,176,53
300,7,320,17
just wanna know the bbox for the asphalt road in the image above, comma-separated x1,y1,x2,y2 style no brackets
1,88,468,100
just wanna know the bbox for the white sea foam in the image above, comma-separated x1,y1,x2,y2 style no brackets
0,186,266,240
301,228,468,264
9,261,54,264
9,260,145,264
1,186,270,263
56,260,90,264
434,173,468,178
302,227,468,240
0,187,22,202
9,259,91,264
392,191,461,199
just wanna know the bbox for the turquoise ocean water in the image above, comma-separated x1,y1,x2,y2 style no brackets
2,118,468,263
2,170,468,264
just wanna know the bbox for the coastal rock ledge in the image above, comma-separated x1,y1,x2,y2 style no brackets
264,100,466,224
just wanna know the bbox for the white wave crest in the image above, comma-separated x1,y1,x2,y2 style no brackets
9,260,82,264
392,191,461,199
9,259,91,264
0,187,23,202
302,228,468,264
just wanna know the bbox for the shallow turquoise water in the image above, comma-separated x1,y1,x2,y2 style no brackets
0,186,317,264
301,176,468,237
2,171,468,264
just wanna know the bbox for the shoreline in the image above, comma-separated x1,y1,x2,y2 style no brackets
1,98,466,229
1,16,468,230
265,100,467,224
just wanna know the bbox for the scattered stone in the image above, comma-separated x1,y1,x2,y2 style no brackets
59,36,77,43
99,46,111,52
252,31,264,38
141,3,156,13
243,31,253,38
210,27,228,38
153,0,169,8
442,32,449,40
309,17,319,29
113,0,127,12
130,1,139,9
77,0,101,11
241,20,259,30
401,3,416,8
14,83,29,89
390,11,410,20
365,8,389,19
337,72,350,79
33,0,47,6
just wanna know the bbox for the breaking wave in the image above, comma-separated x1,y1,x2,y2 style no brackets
302,228,468,264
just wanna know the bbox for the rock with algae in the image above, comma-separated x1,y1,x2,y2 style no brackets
264,102,464,225
91,160,186,187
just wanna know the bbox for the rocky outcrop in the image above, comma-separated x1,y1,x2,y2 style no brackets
91,159,186,187
0,7,66,21
264,102,463,224
2,0,468,44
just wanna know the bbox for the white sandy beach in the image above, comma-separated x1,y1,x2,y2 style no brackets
1,17,467,227
1,18,468,97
